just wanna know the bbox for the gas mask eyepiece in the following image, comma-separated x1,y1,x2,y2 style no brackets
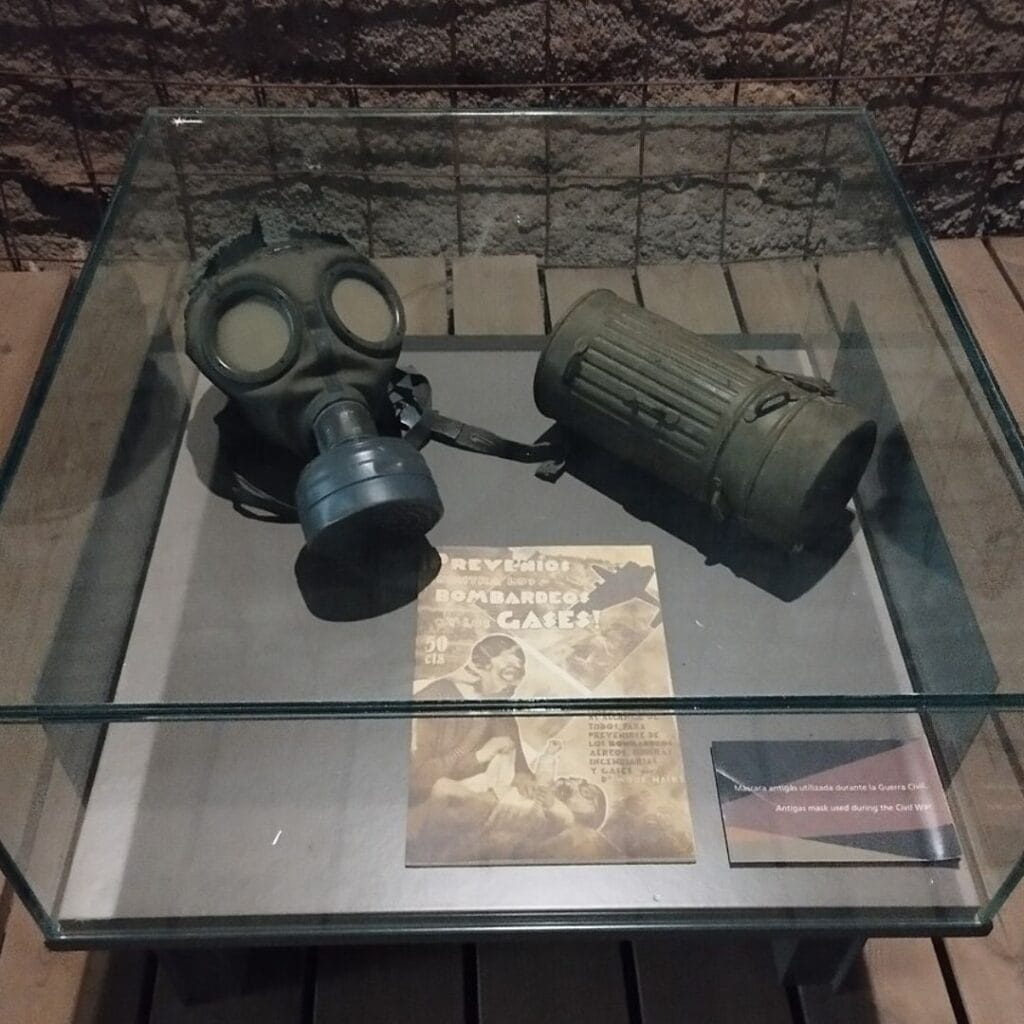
185,213,443,557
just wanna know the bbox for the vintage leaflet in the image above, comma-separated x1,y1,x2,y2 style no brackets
407,545,695,866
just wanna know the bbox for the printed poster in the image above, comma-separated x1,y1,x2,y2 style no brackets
407,545,695,866
712,738,961,865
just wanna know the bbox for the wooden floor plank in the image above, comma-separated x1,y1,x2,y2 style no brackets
638,260,738,330
989,236,1024,307
818,248,1024,693
937,710,1024,1010
0,901,149,1024
544,267,635,323
0,268,151,1024
374,256,448,335
817,241,1024,1022
0,269,71,458
0,263,187,895
800,939,956,1024
314,945,465,1024
733,254,962,1024
729,257,840,376
945,883,1024,1024
148,949,306,1024
636,262,740,333
933,238,1024,425
451,255,544,334
937,236,1024,1024
0,271,70,945
0,260,187,706
633,937,792,1024
477,941,632,1024
726,259,815,332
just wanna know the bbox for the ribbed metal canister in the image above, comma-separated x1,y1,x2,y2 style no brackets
533,289,877,548
535,289,769,501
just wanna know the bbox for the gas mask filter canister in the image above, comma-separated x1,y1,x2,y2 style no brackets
184,214,443,556
534,290,877,549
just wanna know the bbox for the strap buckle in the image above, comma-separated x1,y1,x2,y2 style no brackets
754,356,835,397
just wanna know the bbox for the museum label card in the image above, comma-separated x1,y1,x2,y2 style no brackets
407,545,695,866
712,738,960,865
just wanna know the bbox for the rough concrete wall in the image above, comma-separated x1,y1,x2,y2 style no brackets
1,1,1022,267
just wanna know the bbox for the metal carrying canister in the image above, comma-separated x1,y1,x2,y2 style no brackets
534,290,877,549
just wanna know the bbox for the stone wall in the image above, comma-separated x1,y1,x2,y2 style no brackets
1,1,1022,268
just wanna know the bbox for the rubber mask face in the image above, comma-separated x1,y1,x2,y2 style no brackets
185,216,405,456
184,214,443,555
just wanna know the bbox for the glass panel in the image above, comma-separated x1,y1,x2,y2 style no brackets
3,107,1024,944
0,108,1020,718
4,710,1009,942
0,722,104,934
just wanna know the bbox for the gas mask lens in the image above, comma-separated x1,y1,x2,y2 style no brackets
321,262,404,357
330,276,396,348
214,296,293,377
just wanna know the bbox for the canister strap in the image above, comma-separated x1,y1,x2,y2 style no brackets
390,369,564,465
231,475,299,522
754,356,835,397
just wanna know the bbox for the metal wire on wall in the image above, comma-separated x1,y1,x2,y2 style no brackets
1,0,1022,270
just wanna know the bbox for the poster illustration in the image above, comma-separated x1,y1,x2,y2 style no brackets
407,545,695,866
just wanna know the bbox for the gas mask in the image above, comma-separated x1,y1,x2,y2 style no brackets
184,213,443,556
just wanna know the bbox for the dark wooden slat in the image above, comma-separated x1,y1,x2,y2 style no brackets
314,945,466,1024
71,946,154,1024
477,941,632,1024
148,948,306,1024
633,937,792,1024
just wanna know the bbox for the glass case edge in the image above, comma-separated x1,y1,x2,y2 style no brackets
857,109,1024,475
0,111,155,512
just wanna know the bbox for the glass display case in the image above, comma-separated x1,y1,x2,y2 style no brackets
2,108,1023,947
